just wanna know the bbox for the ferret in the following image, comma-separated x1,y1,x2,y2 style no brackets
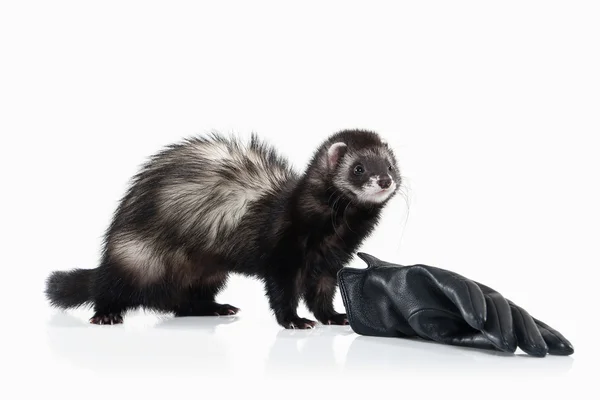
45,129,401,329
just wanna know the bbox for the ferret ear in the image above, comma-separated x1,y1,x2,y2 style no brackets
327,142,347,169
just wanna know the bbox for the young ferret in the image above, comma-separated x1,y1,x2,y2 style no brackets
45,129,401,329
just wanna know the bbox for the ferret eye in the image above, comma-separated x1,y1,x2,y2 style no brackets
388,165,393,171
354,165,365,175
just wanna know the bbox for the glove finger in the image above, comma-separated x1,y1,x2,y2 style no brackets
407,309,522,355
533,318,575,356
480,293,517,353
509,302,548,357
407,309,472,343
444,331,502,352
409,310,502,352
424,267,487,330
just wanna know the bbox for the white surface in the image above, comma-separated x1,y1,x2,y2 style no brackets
1,1,598,398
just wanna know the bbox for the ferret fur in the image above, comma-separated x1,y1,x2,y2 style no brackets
45,129,401,328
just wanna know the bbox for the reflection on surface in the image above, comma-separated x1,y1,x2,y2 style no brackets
262,329,574,380
46,312,574,380
46,312,238,376
344,335,574,378
264,325,354,378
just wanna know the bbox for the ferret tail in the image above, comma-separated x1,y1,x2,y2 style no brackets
45,268,96,309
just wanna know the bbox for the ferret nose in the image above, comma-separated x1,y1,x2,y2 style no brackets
378,176,392,189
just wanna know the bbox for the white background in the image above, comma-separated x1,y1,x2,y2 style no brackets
1,1,598,398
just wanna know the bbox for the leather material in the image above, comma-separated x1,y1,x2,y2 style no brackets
338,252,574,357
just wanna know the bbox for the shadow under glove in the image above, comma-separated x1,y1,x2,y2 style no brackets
338,252,574,357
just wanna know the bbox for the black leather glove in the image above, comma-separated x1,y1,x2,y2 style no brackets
338,252,574,357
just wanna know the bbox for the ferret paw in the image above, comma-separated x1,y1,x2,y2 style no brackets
213,303,240,316
90,313,123,325
284,317,317,329
322,313,349,326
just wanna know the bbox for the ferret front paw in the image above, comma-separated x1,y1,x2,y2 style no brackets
213,303,240,316
322,313,349,326
284,317,317,329
90,313,123,325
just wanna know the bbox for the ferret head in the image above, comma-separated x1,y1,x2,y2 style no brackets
324,130,400,205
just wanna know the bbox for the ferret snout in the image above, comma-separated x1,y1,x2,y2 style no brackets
377,176,392,189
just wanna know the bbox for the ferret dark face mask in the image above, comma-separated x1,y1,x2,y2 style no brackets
337,252,574,357
328,141,400,205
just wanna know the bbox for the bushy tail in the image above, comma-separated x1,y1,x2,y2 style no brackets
45,268,95,309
